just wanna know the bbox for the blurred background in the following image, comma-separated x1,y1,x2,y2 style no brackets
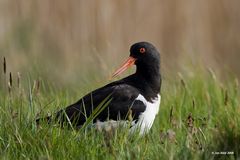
0,0,239,89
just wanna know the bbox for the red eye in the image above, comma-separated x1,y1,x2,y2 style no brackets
139,48,146,54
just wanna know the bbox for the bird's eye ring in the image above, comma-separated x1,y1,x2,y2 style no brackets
139,48,146,54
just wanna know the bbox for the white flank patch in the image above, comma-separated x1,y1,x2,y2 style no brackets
130,94,161,135
93,120,135,132
91,94,161,135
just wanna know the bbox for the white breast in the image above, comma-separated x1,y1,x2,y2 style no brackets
130,94,161,135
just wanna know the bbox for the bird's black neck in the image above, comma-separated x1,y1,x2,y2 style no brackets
113,59,161,102
135,62,161,94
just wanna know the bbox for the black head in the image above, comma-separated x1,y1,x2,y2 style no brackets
112,41,161,80
129,42,160,67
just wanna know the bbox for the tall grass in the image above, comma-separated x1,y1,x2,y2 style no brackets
0,59,239,159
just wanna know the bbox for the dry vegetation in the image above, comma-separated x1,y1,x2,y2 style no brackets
0,0,240,85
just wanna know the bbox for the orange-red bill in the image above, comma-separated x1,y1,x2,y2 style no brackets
112,56,136,78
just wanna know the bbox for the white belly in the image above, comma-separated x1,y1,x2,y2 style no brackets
130,94,161,135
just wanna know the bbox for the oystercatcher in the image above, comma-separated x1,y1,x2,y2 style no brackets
37,42,161,135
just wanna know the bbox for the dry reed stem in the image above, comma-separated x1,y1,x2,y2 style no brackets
3,57,6,74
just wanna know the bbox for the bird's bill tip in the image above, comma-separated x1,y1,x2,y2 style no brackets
111,56,136,78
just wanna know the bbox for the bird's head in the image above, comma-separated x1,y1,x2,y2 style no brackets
112,42,160,78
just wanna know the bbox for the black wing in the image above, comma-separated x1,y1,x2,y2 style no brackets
53,82,146,127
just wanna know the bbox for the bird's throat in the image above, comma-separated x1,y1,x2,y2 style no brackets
135,63,161,93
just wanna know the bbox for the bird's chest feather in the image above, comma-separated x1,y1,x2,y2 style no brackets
132,94,161,134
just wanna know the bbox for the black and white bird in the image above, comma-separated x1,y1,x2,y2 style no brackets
37,42,162,135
